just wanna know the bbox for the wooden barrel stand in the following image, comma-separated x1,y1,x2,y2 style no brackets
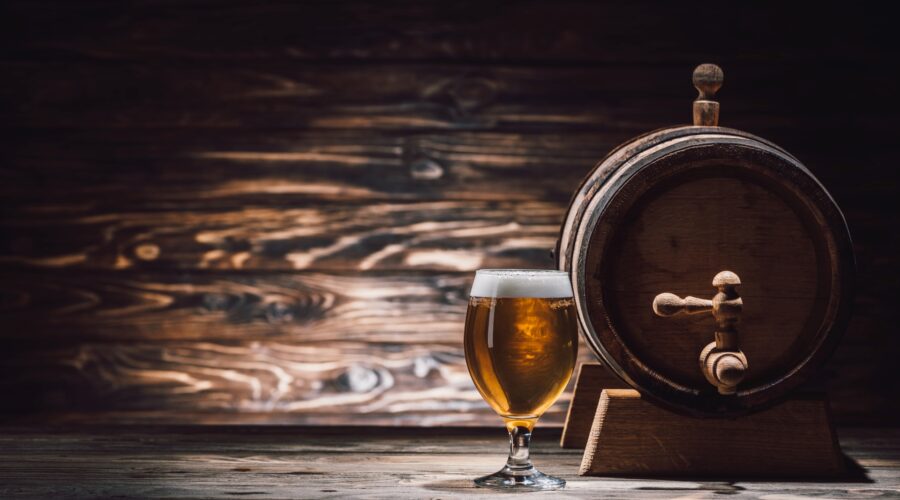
562,364,846,478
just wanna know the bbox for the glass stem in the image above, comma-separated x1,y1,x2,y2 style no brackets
506,425,534,471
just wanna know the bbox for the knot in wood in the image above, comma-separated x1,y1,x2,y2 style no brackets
134,243,161,261
448,77,497,111
202,293,231,312
336,365,381,393
265,301,294,323
409,156,444,180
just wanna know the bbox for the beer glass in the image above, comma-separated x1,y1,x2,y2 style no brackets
464,269,578,489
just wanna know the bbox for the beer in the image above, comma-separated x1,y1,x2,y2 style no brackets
463,269,576,490
464,270,578,430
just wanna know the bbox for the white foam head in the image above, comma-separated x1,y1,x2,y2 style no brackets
469,269,573,298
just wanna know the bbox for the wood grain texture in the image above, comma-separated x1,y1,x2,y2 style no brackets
0,426,898,498
0,0,896,426
0,201,564,271
5,131,889,212
0,63,684,130
559,363,628,449
0,62,894,135
580,389,844,478
606,175,821,388
0,130,613,205
0,340,479,422
0,270,595,418
0,271,472,341
0,340,590,426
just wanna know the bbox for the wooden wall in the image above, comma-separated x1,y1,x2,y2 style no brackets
0,1,896,425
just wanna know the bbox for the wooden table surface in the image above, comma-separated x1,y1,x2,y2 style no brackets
1,426,898,499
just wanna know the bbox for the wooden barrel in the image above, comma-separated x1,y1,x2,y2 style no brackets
556,65,854,417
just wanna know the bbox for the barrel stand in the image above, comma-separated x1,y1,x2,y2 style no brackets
561,363,847,478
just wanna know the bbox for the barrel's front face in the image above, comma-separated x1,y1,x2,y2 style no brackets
560,127,854,417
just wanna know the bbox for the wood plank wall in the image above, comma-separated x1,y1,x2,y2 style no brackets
0,1,896,425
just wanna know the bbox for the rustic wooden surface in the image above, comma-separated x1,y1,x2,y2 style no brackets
580,389,843,478
0,426,898,499
0,0,897,425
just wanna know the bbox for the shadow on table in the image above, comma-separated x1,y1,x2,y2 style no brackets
631,453,872,485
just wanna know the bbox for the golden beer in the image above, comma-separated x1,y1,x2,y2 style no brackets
464,296,578,428
463,269,577,490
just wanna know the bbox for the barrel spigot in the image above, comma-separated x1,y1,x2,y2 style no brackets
652,271,747,395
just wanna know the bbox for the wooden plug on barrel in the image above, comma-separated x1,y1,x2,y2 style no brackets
692,63,723,126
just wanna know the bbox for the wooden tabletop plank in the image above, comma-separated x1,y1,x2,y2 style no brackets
0,427,897,499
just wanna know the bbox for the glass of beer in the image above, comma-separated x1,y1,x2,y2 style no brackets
464,269,578,489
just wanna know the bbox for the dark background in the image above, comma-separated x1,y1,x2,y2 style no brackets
0,1,896,426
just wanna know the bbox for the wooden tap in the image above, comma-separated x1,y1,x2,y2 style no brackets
652,271,748,395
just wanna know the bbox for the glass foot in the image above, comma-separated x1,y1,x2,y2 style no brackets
474,465,565,490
